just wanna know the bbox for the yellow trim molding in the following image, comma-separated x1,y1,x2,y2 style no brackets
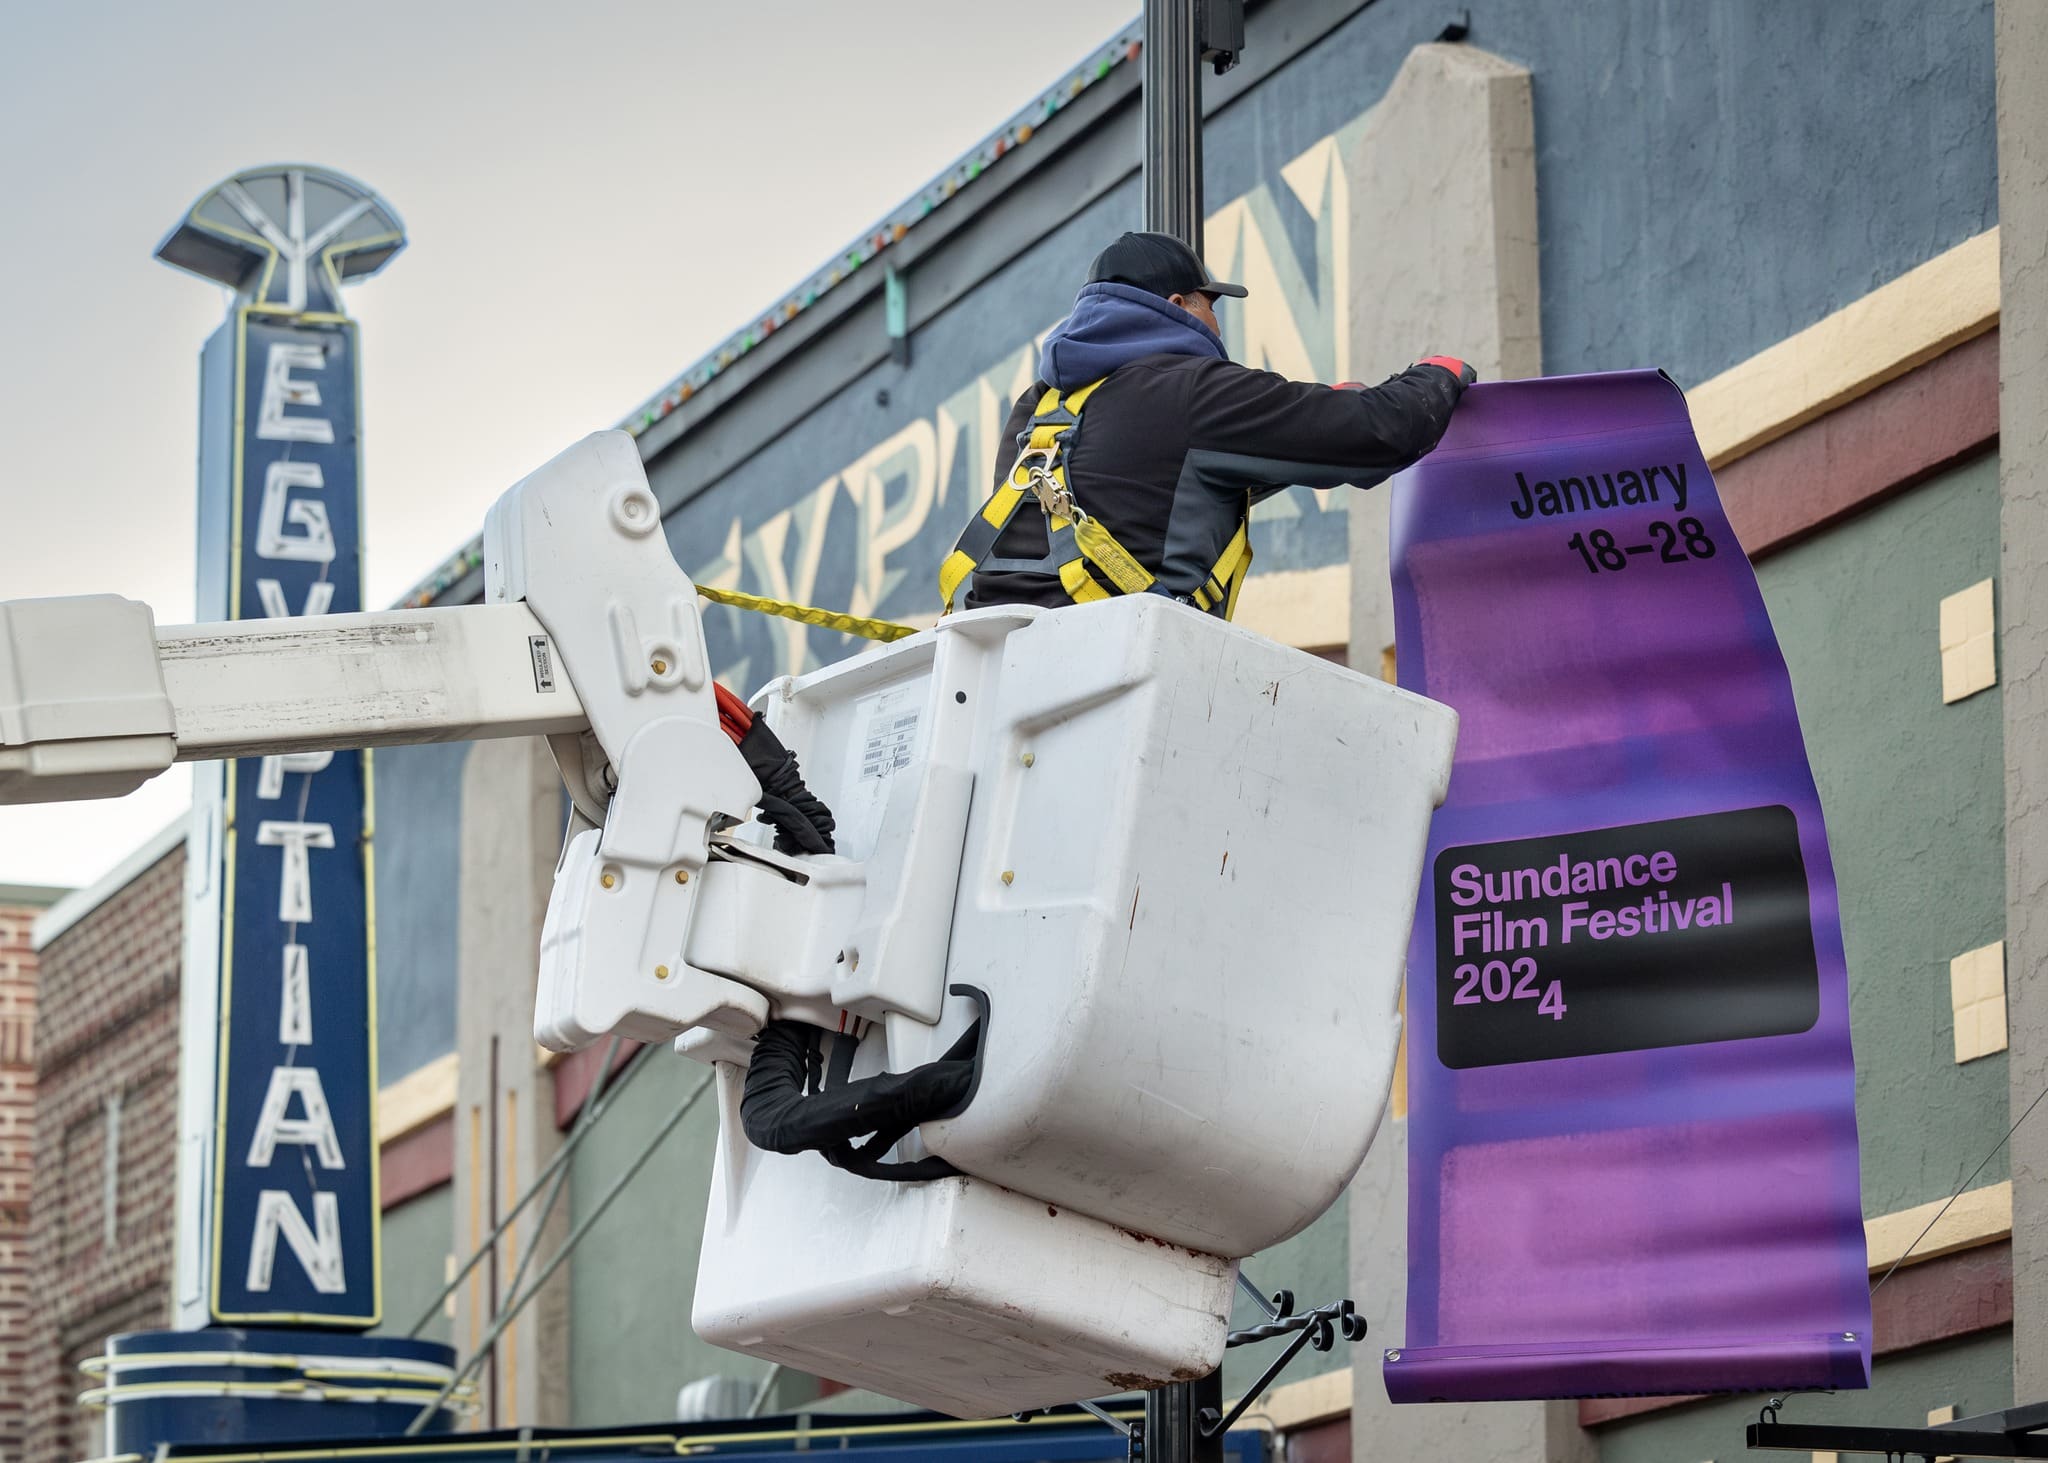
1688,228,2000,468
377,1051,459,1145
1864,1180,2011,1273
1235,562,1350,652
1237,1364,1353,1432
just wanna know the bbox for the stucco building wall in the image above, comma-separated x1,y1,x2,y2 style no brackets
1997,0,2048,1404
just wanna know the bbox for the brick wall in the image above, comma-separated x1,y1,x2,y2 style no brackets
1,899,49,1463
23,850,183,1463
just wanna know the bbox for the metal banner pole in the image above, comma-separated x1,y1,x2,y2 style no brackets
1141,0,1203,249
1141,0,1243,251
1137,4,1243,1457
1142,1369,1223,1463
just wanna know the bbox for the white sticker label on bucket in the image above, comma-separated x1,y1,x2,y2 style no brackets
860,689,921,780
834,683,928,864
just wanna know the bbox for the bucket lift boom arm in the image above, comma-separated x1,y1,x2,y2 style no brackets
0,596,586,799
0,430,843,1052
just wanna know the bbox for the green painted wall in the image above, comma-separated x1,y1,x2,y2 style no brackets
559,1051,1352,1415
1754,454,2009,1217
567,1057,734,1422
376,1185,455,1348
1224,1197,1351,1398
1596,1326,2013,1463
567,1057,823,1423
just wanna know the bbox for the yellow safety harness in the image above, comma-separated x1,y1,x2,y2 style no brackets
937,377,1252,619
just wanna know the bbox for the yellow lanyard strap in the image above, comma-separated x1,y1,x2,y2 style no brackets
697,584,920,643
1070,514,1154,596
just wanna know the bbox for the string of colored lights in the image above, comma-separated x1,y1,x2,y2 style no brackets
396,21,1145,610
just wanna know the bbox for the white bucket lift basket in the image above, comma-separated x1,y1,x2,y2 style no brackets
686,596,1456,1417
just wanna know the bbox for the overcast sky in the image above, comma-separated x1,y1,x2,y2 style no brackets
0,0,1124,890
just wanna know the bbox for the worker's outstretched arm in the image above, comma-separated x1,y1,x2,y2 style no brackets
1183,356,1473,496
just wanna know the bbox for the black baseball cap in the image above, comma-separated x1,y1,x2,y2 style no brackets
1086,231,1248,301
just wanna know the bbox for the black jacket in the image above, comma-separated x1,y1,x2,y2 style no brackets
964,282,1467,610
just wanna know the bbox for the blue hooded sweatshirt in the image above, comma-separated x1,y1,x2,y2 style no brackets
1037,282,1226,389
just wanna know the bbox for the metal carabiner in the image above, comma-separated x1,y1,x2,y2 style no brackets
1019,450,1079,523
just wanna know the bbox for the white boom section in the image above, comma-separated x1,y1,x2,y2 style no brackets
159,603,587,760
0,597,587,804
0,595,178,803
161,602,585,758
0,430,789,1048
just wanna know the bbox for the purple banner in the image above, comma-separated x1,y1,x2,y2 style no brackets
1382,372,1870,1404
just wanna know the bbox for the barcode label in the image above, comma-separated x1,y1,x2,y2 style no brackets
861,708,919,780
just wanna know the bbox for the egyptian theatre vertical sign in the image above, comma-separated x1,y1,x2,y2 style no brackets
158,168,404,1329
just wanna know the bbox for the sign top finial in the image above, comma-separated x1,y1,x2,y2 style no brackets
156,164,405,315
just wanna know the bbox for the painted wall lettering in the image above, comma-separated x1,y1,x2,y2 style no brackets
679,106,1378,687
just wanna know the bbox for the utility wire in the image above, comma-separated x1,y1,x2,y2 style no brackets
491,1037,635,1340
405,1036,646,1337
1871,1078,2048,1294
406,1066,716,1434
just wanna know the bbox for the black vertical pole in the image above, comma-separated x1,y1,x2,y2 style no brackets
1142,1369,1223,1463
1142,0,1204,251
1139,6,1236,1462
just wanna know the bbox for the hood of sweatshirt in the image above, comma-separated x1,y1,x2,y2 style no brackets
1037,282,1227,389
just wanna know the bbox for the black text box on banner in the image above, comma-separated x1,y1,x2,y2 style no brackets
1434,806,1820,1068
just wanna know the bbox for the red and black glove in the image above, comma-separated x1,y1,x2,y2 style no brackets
1332,356,1478,392
1415,355,1478,385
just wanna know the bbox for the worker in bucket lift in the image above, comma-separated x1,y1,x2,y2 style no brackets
938,230,1476,619
735,235,1475,1177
